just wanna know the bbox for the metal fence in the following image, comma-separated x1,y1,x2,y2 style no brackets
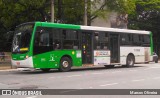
0,53,11,69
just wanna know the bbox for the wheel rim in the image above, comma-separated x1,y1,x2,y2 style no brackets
128,58,133,66
62,61,69,68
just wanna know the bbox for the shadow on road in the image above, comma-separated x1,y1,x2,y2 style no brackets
10,65,146,75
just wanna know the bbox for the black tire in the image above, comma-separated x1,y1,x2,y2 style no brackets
104,65,115,68
155,58,158,63
41,68,50,72
126,55,135,67
59,57,72,72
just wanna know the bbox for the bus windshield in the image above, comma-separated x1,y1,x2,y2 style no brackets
12,23,34,53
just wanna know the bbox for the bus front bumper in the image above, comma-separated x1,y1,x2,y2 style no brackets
11,57,34,68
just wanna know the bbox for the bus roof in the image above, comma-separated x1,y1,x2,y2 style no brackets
37,22,150,34
81,26,150,34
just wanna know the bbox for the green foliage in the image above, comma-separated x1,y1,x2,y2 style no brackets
106,0,136,14
90,0,136,22
0,0,136,33
0,0,49,37
60,0,84,24
128,0,160,54
0,0,140,40
128,0,160,32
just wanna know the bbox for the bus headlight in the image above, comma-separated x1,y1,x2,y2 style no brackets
26,55,29,59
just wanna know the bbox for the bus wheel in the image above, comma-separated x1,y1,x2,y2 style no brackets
41,68,50,72
126,55,135,67
59,57,72,72
155,58,158,63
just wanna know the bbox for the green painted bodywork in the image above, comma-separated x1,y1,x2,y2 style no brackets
12,22,82,68
150,32,153,55
12,53,29,60
33,50,82,68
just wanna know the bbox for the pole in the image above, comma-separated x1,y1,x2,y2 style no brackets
84,0,87,25
58,0,62,23
51,0,54,22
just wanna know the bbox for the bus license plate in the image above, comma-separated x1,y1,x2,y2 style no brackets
16,62,20,65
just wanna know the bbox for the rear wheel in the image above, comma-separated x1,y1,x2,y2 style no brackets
155,58,158,63
126,55,135,67
59,57,72,72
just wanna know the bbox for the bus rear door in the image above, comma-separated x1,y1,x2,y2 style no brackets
110,34,120,63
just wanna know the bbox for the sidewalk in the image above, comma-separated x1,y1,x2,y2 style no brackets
0,61,12,70
0,52,12,70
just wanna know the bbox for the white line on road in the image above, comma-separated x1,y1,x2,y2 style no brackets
100,83,118,87
152,77,160,79
132,79,145,82
67,75,81,77
49,77,55,79
144,68,151,70
150,67,160,69
26,96,37,98
144,67,160,70
121,81,127,84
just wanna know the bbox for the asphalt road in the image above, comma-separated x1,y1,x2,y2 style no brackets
0,62,160,98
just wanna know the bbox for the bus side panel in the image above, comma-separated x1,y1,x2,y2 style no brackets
120,46,146,64
93,50,110,65
32,50,82,69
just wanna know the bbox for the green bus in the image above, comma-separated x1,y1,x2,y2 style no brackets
11,22,154,72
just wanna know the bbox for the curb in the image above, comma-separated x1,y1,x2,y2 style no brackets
0,69,18,72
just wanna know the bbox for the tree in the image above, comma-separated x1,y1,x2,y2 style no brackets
128,0,160,56
89,0,136,28
0,0,50,51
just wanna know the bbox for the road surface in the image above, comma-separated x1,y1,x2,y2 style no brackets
0,63,160,98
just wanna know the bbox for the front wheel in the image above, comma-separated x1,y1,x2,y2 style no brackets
126,55,135,67
59,57,72,72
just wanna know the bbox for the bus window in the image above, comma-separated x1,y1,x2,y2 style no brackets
133,34,140,45
12,23,34,53
94,32,108,50
120,34,131,45
53,40,61,49
62,30,79,49
40,32,49,46
144,35,150,43
52,29,61,50
142,35,150,47
33,27,53,55
120,34,126,45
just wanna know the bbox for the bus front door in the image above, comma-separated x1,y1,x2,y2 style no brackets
110,34,120,63
82,32,93,64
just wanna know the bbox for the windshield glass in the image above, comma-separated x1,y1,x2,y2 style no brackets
12,23,34,53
